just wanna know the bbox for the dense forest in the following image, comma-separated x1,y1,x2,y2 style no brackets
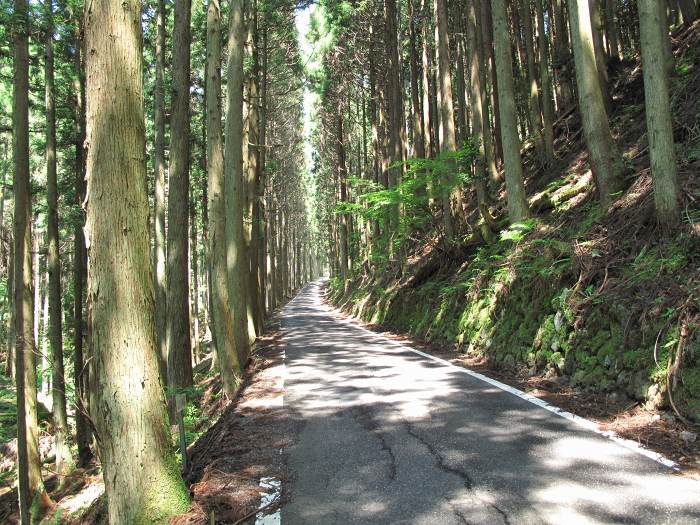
0,0,699,522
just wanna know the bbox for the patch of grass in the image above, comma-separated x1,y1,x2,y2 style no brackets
0,381,16,445
183,401,204,444
628,240,690,284
499,218,538,243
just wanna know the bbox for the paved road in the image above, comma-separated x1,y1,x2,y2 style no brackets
279,281,700,525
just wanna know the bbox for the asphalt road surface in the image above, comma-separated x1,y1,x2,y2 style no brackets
279,281,700,525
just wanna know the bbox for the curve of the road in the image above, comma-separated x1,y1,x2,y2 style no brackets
278,280,699,525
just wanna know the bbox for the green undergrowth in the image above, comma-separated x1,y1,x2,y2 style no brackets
169,359,225,469
332,207,700,422
0,380,16,445
332,36,700,422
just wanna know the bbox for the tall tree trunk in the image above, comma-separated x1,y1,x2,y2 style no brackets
552,0,575,110
84,0,190,518
638,0,681,231
455,33,469,144
434,0,464,239
200,105,210,343
153,0,168,383
241,85,257,343
281,210,289,298
474,0,500,185
520,0,546,164
492,0,530,222
225,0,251,361
276,200,283,303
167,0,194,406
568,0,625,207
384,0,403,239
408,0,425,159
258,27,269,314
420,0,433,159
32,226,40,352
589,0,612,114
207,0,243,395
466,0,492,220
13,0,50,518
45,0,73,483
481,0,503,167
71,18,92,466
246,6,263,335
604,0,622,59
0,145,7,363
41,271,49,399
189,186,200,362
337,111,349,280
536,0,556,164
369,18,383,243
267,195,276,312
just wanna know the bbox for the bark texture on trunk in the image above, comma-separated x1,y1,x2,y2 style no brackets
520,0,546,163
536,0,556,163
45,0,74,484
72,24,92,465
466,0,490,213
492,0,530,222
408,0,425,160
434,0,464,239
246,8,263,335
638,0,681,231
337,111,349,279
167,0,194,401
84,0,190,519
14,0,49,519
384,0,403,237
153,0,167,382
553,0,575,109
568,0,625,207
207,0,243,395
225,0,251,361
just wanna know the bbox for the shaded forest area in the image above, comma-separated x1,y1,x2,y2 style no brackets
315,0,700,471
1,0,317,522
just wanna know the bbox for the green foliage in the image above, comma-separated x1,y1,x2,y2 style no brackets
675,51,695,76
183,401,204,444
499,219,538,243
335,140,479,262
336,197,698,403
627,240,689,284
0,381,15,444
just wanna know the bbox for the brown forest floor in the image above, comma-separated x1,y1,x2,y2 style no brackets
0,314,301,524
171,319,301,525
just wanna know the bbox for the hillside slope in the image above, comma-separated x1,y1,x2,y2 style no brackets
330,22,700,463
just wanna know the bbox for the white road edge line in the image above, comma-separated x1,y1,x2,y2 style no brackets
255,344,286,525
326,303,682,472
255,477,281,525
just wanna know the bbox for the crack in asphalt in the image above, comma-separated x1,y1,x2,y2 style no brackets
403,419,514,525
447,498,473,525
349,404,398,481
403,419,475,490
491,503,512,525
